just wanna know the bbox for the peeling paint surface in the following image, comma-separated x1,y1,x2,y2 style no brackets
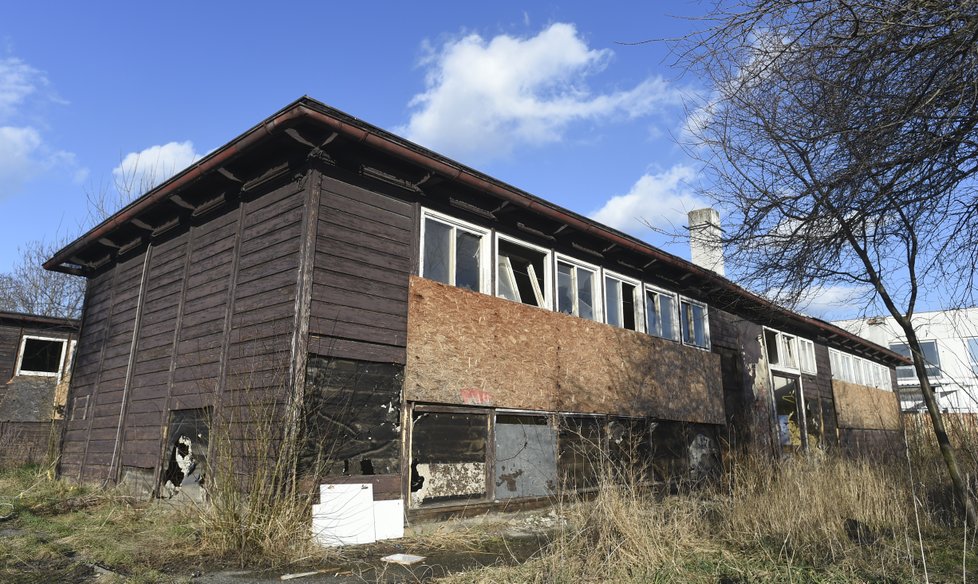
411,462,485,506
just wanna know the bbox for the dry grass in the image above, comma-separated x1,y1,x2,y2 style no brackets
445,451,975,583
904,412,978,525
194,397,318,567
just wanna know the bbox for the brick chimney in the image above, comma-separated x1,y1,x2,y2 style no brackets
688,208,725,276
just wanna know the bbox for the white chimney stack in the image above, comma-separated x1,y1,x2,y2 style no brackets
688,208,725,276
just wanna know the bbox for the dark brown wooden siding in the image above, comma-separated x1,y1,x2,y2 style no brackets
60,176,307,484
0,324,20,384
308,173,414,365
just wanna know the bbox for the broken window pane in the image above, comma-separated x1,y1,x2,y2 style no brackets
606,276,638,331
646,288,678,341
18,337,66,375
455,230,482,291
496,239,547,307
411,410,488,506
557,260,597,320
680,299,709,348
764,329,780,365
494,415,557,500
422,214,485,292
423,218,452,285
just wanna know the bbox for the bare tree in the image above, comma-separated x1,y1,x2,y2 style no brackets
680,0,978,524
0,238,85,319
0,152,167,320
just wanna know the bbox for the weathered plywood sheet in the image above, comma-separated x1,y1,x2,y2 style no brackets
404,277,724,424
832,380,901,431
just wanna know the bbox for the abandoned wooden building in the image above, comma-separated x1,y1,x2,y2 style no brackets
0,311,79,467
45,97,906,513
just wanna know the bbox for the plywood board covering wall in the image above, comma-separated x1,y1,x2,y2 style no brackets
405,277,724,424
832,380,901,431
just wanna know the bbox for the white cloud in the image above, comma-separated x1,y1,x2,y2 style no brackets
112,141,201,196
399,22,684,163
0,126,85,199
0,57,48,120
589,164,707,235
0,56,83,199
0,126,43,195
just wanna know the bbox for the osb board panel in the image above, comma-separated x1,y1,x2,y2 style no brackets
404,277,724,424
832,380,901,431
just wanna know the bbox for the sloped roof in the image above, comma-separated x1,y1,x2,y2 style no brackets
44,97,906,366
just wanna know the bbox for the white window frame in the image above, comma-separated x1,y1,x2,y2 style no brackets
494,233,553,310
967,337,978,376
798,338,817,375
602,270,643,332
890,339,942,385
419,208,491,293
764,327,800,372
644,284,680,342
554,254,602,321
828,348,892,391
15,335,68,378
679,296,711,350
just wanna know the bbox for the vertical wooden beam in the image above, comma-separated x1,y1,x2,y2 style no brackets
284,168,321,460
79,265,121,481
109,243,155,483
154,228,196,491
214,202,247,419
401,401,414,512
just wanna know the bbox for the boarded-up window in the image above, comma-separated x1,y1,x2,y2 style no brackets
411,410,488,506
494,414,557,500
301,357,403,478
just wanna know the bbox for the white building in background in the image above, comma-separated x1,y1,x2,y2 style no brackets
834,308,978,413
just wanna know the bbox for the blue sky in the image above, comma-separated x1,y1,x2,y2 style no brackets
1,1,868,318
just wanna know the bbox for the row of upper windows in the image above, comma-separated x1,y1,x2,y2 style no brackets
419,208,711,349
828,348,892,390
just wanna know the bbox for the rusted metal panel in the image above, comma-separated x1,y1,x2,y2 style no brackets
832,380,902,431
493,414,557,500
404,277,724,424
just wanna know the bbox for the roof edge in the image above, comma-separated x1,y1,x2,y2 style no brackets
44,97,906,366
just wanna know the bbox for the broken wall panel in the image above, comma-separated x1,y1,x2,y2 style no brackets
494,414,557,500
411,410,488,506
832,380,902,431
708,308,775,455
405,277,724,423
558,416,603,490
301,356,402,478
